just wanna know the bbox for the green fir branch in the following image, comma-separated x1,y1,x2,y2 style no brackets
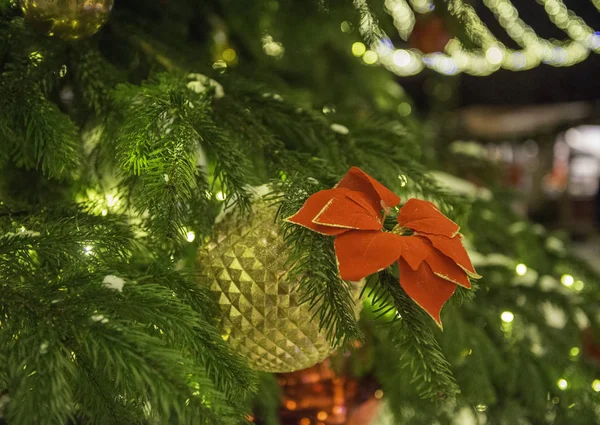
275,177,363,348
371,270,461,402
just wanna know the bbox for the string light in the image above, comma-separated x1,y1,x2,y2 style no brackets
385,0,415,40
592,379,600,392
216,191,227,201
393,49,412,66
362,50,379,64
515,263,527,276
557,378,568,390
106,194,119,208
186,231,196,243
408,0,433,13
501,311,514,323
359,0,600,76
569,347,580,357
222,48,236,62
561,274,574,287
317,411,328,421
485,46,504,64
351,42,366,57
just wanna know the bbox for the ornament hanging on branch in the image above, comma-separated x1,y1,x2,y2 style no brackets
20,0,114,40
408,14,452,54
286,167,481,328
197,200,363,373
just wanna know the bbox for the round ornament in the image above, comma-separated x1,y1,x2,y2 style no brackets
408,14,452,54
20,0,114,40
197,200,363,373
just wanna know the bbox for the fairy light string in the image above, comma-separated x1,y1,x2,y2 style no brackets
355,0,600,76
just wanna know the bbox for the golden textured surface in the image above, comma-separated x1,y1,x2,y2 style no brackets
20,0,114,40
197,201,362,373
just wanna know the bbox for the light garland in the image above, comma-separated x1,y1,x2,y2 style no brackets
385,0,415,40
355,0,600,76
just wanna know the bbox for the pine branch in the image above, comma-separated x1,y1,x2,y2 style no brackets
110,73,255,244
352,0,390,46
0,61,80,179
275,177,363,348
71,44,122,116
134,263,258,399
252,373,282,425
370,271,461,402
4,338,77,425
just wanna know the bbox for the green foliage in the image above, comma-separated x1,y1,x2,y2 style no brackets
106,73,255,245
1,1,599,424
71,44,122,116
369,271,461,403
0,207,254,425
0,46,80,178
251,373,282,425
275,177,363,348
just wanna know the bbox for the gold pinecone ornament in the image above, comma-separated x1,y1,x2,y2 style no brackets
197,201,363,373
20,0,114,40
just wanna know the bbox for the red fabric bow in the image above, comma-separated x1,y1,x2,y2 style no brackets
285,167,481,328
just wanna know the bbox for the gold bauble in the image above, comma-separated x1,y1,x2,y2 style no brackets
197,201,363,373
20,0,114,40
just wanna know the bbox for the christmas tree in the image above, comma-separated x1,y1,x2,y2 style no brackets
1,1,599,424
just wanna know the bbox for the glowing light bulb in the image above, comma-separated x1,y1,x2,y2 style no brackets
222,48,237,62
106,194,119,208
501,311,514,323
317,411,328,421
569,347,580,357
393,49,411,67
515,263,527,276
351,42,366,57
557,378,568,390
186,231,196,242
561,274,574,287
485,46,504,65
592,379,600,392
362,50,378,64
